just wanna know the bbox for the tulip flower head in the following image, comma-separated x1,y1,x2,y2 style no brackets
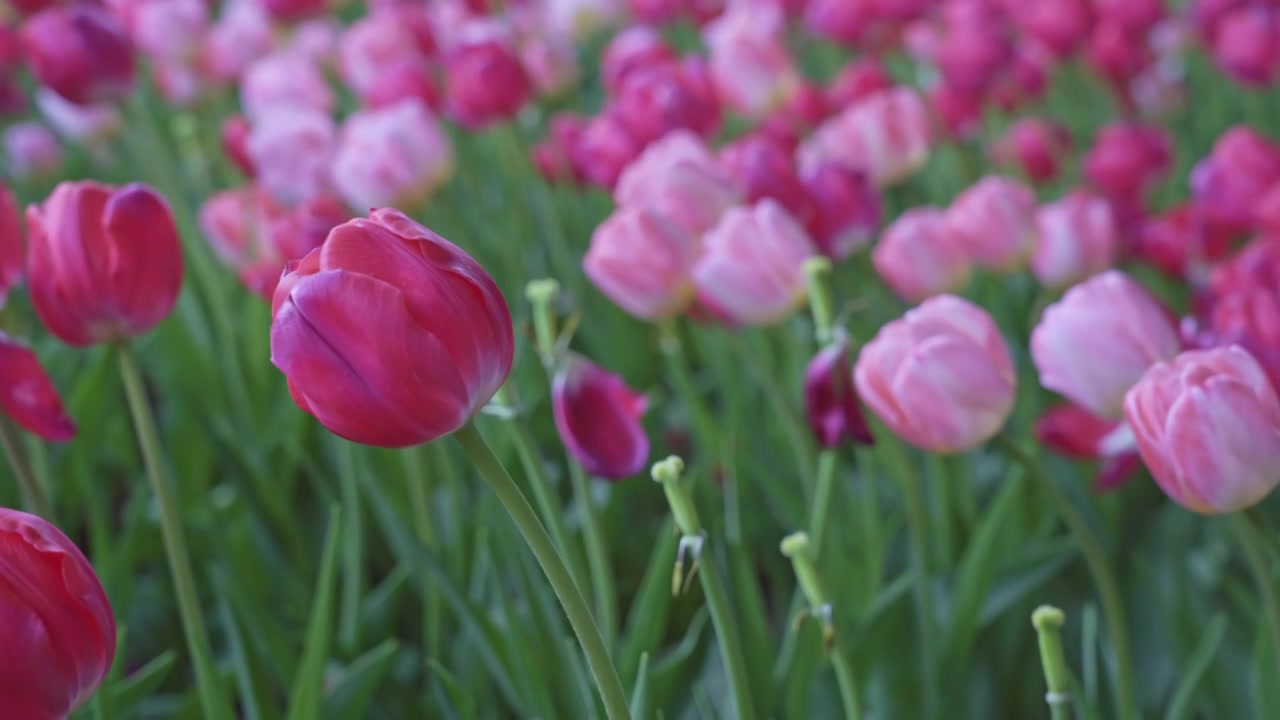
872,206,972,304
0,508,115,719
804,335,874,448
944,175,1039,272
583,206,699,322
614,130,743,236
330,98,455,212
1031,190,1121,288
26,181,184,346
552,354,650,480
20,3,136,105
271,209,514,448
1125,346,1280,513
0,332,75,442
855,295,1016,453
0,183,21,305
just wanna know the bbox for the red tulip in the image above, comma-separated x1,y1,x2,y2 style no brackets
270,209,513,447
443,39,531,130
552,354,649,480
1034,402,1141,492
0,183,22,305
804,335,874,448
0,507,115,719
0,332,76,441
27,182,184,346
20,3,135,106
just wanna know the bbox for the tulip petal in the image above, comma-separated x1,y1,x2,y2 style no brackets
553,356,649,480
271,269,471,447
0,333,75,442
891,335,1014,452
26,183,114,346
102,183,184,336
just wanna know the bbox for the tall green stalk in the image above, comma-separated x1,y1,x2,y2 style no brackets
0,418,52,519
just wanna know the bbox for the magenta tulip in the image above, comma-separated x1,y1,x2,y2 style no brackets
552,355,649,480
804,336,874,448
20,3,135,105
0,332,75,442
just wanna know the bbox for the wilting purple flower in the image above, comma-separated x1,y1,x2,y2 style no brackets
804,335,874,448
552,354,649,480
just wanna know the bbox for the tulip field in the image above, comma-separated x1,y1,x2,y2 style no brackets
8,0,1280,718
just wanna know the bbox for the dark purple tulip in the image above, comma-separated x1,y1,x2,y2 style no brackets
804,336,874,448
552,355,649,480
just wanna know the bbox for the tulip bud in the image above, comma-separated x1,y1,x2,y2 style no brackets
27,182,184,346
804,336,874,448
271,209,514,447
936,14,1014,95
614,61,721,145
584,207,698,322
444,39,531,129
1211,6,1280,87
572,110,643,190
692,199,817,326
1083,122,1172,205
872,207,972,304
1085,20,1150,92
990,118,1072,185
944,175,1039,272
552,354,650,480
614,130,743,236
855,295,1016,453
803,163,881,261
1124,346,1280,513
798,87,932,188
703,7,801,118
331,99,454,212
0,183,22,303
0,508,115,718
1031,190,1121,289
0,332,76,441
1031,271,1182,419
20,3,135,105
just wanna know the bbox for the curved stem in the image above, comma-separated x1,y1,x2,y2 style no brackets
569,461,618,652
694,538,758,720
335,439,363,653
117,343,231,720
808,450,839,560
1231,511,1280,694
998,437,1137,720
0,419,52,519
454,423,631,720
830,649,863,720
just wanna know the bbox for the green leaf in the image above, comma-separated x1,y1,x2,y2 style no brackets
630,652,651,720
322,639,401,720
285,506,343,720
107,649,177,713
1165,615,1227,720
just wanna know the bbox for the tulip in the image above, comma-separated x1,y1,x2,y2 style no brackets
702,7,801,117
1085,20,1150,92
0,183,22,303
1013,0,1094,58
773,82,831,135
0,508,115,718
926,81,985,141
1095,0,1164,33
1211,6,1280,87
1031,190,1120,288
990,42,1053,113
825,58,894,110
246,107,337,207
261,0,328,22
1190,126,1280,236
600,26,675,94
552,355,649,480
519,34,580,99
240,51,335,121
114,0,208,63
718,134,812,226
692,199,817,326
27,182,183,347
1034,402,1142,492
200,0,274,81
20,3,135,105
944,175,1038,271
614,130,743,236
797,87,932,187
990,118,1072,185
584,207,698,322
1031,271,1182,419
613,61,721,144
271,208,513,447
803,163,881,260
803,0,880,47
532,112,588,184
331,99,454,212
804,336,874,448
571,110,642,190
0,332,76,441
1124,346,1280,513
545,0,626,40
338,11,430,103
935,14,1014,94
1199,287,1280,391
872,207,972,303
286,17,341,66
221,114,255,178
444,39,531,129
855,294,1016,453
1082,122,1172,205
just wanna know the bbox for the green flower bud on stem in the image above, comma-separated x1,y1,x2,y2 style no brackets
1032,605,1073,720
804,257,836,346
525,278,561,367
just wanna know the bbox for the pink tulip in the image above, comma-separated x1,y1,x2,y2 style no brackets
1031,190,1120,288
804,335,874,448
825,58,894,110
584,207,698,322
719,134,812,227
692,199,817,326
286,18,341,66
444,38,531,129
872,207,972,303
1125,345,1280,513
803,163,881,260
990,118,1072,185
0,332,76,441
260,0,327,22
200,0,274,81
572,110,643,190
240,51,335,121
20,2,135,105
935,13,1014,94
532,112,588,184
702,7,801,117
115,0,208,63
221,114,255,178
614,60,720,144
247,107,337,207
331,99,454,212
798,87,932,187
519,33,580,99
925,81,985,141
1013,0,1095,58
944,175,1038,271
338,11,429,102
1085,20,1151,93
600,26,675,95
614,130,743,236
3,122,61,182
855,294,1016,453
803,0,880,46
1095,0,1164,34
1031,270,1182,419
552,355,649,480
1083,122,1172,204
1190,126,1280,235
1212,6,1280,87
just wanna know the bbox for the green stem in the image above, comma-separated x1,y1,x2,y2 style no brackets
569,461,619,652
335,439,363,653
658,322,717,454
998,437,1137,720
402,446,441,666
1032,606,1073,720
881,437,939,718
0,418,53,519
1230,511,1280,694
454,423,631,720
830,650,863,720
505,419,584,584
808,450,839,561
695,539,758,720
116,343,231,720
